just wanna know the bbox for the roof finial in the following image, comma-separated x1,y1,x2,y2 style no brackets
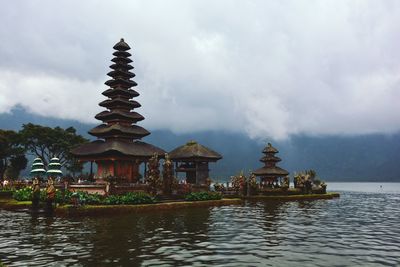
187,140,197,146
120,38,124,42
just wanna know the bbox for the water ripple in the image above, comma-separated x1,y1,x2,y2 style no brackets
1,189,400,266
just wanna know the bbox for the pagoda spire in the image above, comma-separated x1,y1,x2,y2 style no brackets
70,39,166,183
90,38,150,141
252,143,289,181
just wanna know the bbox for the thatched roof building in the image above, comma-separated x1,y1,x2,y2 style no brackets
169,140,222,161
169,141,222,184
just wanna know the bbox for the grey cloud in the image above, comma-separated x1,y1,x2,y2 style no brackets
0,0,399,140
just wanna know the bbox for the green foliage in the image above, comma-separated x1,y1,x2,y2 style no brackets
19,123,88,169
103,192,155,205
0,129,26,180
12,186,155,206
70,191,102,205
12,187,33,201
185,191,222,201
6,155,28,179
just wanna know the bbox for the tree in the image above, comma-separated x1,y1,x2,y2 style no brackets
6,155,28,179
19,123,88,169
65,158,84,177
0,130,27,180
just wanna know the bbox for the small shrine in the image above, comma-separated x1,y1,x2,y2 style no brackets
252,143,289,184
30,158,46,178
71,39,165,183
169,141,222,184
46,157,63,177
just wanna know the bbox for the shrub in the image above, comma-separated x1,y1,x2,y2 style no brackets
120,192,155,204
69,191,102,205
12,186,155,206
102,194,121,205
12,187,33,201
185,191,222,201
103,192,155,205
13,187,80,204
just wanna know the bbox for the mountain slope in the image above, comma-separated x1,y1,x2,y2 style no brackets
1,107,399,182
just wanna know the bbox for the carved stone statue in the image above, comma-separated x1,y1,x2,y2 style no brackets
162,153,175,195
146,153,162,196
32,177,40,208
46,177,56,211
282,176,290,189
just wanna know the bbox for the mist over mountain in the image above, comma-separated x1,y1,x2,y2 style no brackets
1,107,399,182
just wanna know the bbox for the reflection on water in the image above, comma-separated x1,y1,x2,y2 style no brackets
1,184,400,266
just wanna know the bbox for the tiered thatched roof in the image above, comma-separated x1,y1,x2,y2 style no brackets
71,39,165,159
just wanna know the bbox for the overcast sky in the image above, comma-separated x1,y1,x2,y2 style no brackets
0,0,399,140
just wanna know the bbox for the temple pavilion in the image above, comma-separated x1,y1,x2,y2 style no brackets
71,39,165,183
169,141,222,185
252,143,289,184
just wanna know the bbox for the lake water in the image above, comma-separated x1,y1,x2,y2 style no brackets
1,183,399,266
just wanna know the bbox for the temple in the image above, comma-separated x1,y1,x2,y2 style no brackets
252,143,289,184
169,141,222,184
71,39,165,183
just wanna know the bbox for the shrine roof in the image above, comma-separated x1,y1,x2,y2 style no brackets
70,140,166,158
252,166,289,177
262,143,279,154
169,140,222,161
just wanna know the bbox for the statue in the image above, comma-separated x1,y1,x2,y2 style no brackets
46,177,56,211
146,153,162,196
248,174,258,195
32,177,40,208
213,182,225,192
320,182,327,194
162,153,175,195
304,175,312,194
231,171,246,195
282,176,290,189
205,177,212,187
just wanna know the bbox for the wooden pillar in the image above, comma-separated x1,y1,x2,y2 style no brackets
90,161,93,180
113,160,117,177
195,161,199,185
143,161,147,182
130,160,135,183
131,160,140,183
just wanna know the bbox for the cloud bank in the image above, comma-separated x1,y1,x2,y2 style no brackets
0,0,400,140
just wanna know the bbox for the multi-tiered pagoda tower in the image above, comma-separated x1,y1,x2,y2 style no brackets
252,143,289,183
71,39,165,183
